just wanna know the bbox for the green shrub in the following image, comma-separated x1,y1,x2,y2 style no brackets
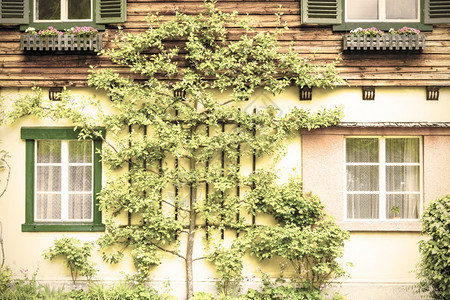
191,291,215,300
0,266,12,293
416,195,450,299
0,269,43,300
63,283,172,300
207,242,245,297
243,274,322,300
247,182,349,293
43,237,98,284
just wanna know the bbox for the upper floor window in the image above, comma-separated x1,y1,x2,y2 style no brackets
301,0,450,31
0,0,126,30
346,0,419,22
35,0,93,22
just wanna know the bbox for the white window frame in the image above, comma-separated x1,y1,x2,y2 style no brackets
34,0,93,23
345,0,420,23
344,136,423,221
34,140,94,222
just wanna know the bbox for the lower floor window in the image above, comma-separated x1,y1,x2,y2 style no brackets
345,137,421,220
21,127,105,232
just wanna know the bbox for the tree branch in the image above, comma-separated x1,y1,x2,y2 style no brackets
192,256,206,262
0,158,11,199
153,243,186,261
0,222,5,268
160,199,192,212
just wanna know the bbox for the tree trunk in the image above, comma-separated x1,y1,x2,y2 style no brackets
186,191,196,299
186,123,198,299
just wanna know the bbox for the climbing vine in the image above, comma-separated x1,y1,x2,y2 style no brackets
3,1,349,299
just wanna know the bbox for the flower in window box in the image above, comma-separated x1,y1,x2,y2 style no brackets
65,26,99,36
25,27,37,34
350,27,384,36
36,26,64,36
388,26,421,36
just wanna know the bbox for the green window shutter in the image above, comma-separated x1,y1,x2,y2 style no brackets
424,0,450,24
0,0,29,24
96,0,126,24
301,0,342,24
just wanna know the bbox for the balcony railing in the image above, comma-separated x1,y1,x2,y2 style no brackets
343,34,425,51
20,34,103,51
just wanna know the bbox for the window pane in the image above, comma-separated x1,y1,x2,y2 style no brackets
69,194,92,219
36,166,61,191
347,0,378,20
69,166,92,191
37,141,61,163
347,165,379,191
68,0,91,20
36,0,61,20
347,194,379,219
36,194,61,219
386,194,419,219
386,0,418,19
346,138,379,163
386,138,419,163
69,141,92,163
386,166,420,192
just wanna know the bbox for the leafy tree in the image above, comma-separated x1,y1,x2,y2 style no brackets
416,195,450,299
3,1,349,299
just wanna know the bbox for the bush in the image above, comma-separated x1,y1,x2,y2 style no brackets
64,283,170,300
242,274,322,300
416,195,450,299
0,266,12,293
43,237,98,284
0,269,43,300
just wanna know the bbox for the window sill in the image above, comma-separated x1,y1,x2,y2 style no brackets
22,223,105,232
20,34,103,52
337,220,422,232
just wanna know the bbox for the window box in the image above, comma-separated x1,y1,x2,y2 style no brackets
343,34,426,51
20,33,103,51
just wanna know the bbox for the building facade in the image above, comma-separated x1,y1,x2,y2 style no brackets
1,1,450,299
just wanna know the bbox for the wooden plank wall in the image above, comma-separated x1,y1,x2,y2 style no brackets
0,0,449,88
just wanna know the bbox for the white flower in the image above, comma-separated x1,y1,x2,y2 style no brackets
25,27,35,33
350,27,363,33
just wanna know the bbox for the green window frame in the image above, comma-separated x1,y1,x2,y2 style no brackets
301,0,450,31
0,0,126,30
21,127,105,232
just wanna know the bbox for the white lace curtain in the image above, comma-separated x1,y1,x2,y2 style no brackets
35,140,93,221
346,137,420,219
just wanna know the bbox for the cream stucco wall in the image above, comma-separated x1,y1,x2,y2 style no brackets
1,86,449,299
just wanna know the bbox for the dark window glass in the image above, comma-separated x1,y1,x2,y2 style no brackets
37,0,61,20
